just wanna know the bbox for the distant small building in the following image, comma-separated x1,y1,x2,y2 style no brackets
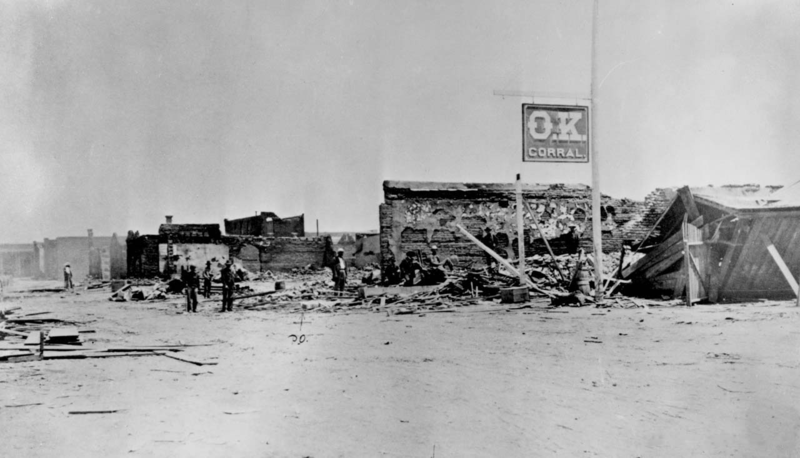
128,215,330,278
127,217,227,278
40,230,127,281
224,212,304,238
0,243,38,278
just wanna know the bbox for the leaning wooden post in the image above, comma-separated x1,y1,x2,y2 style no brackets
515,174,526,286
796,273,800,307
456,224,553,297
522,198,567,282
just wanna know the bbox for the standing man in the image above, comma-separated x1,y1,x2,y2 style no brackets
184,265,199,313
63,263,74,291
220,260,235,312
202,261,213,299
332,248,347,296
565,222,581,254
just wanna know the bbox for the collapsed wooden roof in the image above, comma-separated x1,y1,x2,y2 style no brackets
622,185,800,303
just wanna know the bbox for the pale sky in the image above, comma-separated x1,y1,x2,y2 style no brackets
1,0,798,242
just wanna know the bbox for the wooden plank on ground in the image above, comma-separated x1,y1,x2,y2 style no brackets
162,353,218,366
83,351,165,359
0,345,93,352
0,328,30,338
359,285,440,298
24,331,42,346
68,410,122,415
48,327,79,340
104,347,183,352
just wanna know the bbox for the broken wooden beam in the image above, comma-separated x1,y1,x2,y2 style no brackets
0,328,30,338
522,198,566,282
455,224,554,298
162,353,218,366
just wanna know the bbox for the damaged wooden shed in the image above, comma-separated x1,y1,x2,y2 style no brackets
622,184,800,303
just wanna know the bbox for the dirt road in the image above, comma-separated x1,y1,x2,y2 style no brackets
2,282,800,457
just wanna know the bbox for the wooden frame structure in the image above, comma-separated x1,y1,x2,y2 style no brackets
622,186,800,303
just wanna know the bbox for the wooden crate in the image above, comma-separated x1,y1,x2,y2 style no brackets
500,286,529,303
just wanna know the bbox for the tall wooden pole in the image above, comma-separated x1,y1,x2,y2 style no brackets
516,174,526,286
590,0,604,302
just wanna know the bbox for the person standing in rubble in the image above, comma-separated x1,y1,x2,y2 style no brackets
184,265,199,313
220,260,235,312
480,228,498,271
565,222,581,254
201,261,213,298
332,248,347,296
63,263,74,291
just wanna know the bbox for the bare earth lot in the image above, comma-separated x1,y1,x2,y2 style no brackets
2,281,800,457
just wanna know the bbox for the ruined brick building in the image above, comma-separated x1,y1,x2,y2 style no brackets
379,181,671,276
127,215,332,278
40,231,127,281
224,212,304,237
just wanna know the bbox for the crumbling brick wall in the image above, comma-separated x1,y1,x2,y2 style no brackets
227,236,333,272
127,233,160,278
379,181,668,276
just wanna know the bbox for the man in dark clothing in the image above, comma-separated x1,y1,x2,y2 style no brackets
184,265,199,313
565,223,581,254
220,260,235,312
63,263,74,291
331,248,347,296
202,261,213,298
480,229,498,270
399,252,422,286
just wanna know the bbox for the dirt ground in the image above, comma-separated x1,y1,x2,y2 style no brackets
2,280,800,457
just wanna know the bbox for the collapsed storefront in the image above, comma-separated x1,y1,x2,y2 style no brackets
126,216,334,279
622,184,798,303
379,180,672,281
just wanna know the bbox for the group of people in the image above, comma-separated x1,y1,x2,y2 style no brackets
181,260,237,313
397,245,453,286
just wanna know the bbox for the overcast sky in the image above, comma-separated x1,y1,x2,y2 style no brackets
1,0,798,242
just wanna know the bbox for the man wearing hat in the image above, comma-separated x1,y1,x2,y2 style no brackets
63,263,74,291
565,222,581,254
201,261,213,299
184,265,199,313
220,260,235,312
332,248,347,296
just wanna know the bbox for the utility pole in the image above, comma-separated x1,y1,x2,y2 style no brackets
590,0,604,302
516,174,525,285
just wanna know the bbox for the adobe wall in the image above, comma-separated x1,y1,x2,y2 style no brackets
379,181,672,275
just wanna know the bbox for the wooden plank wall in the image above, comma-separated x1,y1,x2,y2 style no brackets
720,215,800,300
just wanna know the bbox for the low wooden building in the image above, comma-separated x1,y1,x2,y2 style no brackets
622,184,800,303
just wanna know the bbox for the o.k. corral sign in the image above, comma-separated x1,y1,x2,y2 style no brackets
522,104,590,163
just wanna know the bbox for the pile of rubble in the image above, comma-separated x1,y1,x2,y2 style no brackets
0,305,216,365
